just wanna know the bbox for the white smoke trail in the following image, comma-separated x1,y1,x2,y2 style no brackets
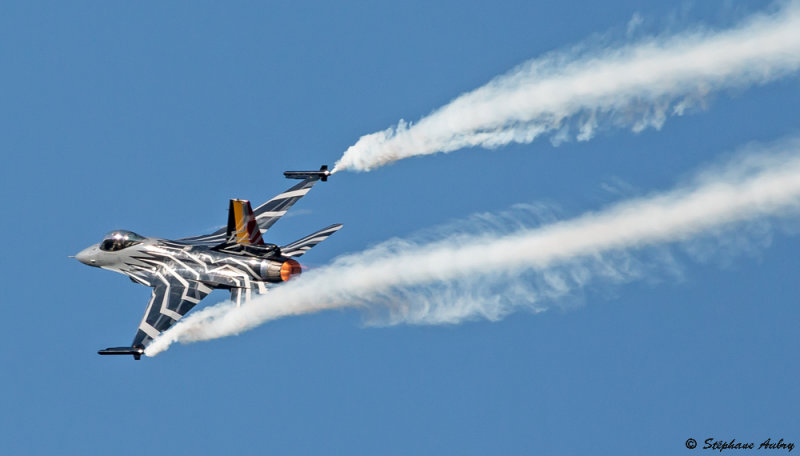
333,2,800,173
146,139,800,356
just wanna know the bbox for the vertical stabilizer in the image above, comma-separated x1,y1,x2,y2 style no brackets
226,199,265,245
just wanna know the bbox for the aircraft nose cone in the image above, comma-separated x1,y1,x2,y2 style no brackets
75,245,98,266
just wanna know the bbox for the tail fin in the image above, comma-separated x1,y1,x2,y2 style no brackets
226,199,265,245
281,224,343,257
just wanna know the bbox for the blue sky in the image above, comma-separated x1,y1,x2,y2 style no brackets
2,1,799,454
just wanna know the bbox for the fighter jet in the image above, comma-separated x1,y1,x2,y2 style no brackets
75,166,338,360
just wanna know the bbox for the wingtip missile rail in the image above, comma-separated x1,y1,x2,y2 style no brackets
98,345,145,360
283,165,331,181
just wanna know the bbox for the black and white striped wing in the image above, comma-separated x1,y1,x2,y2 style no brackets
252,177,319,233
131,278,212,348
177,227,227,246
280,224,343,258
177,177,320,246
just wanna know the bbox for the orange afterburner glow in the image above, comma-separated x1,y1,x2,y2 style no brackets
280,259,302,281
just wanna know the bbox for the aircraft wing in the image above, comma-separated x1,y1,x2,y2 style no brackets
251,177,320,233
127,273,212,350
175,226,226,246
280,223,343,257
177,176,322,246
99,276,211,359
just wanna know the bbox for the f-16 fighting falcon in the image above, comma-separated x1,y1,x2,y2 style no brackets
75,166,339,360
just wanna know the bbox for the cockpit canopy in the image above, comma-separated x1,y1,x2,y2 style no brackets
99,230,145,252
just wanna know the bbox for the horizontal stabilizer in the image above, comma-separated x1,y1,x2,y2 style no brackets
98,346,145,360
281,223,343,257
284,165,331,182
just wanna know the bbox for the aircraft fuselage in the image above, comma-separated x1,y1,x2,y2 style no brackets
76,234,301,297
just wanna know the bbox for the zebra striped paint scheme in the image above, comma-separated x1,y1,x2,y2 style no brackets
76,167,342,358
281,224,343,258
